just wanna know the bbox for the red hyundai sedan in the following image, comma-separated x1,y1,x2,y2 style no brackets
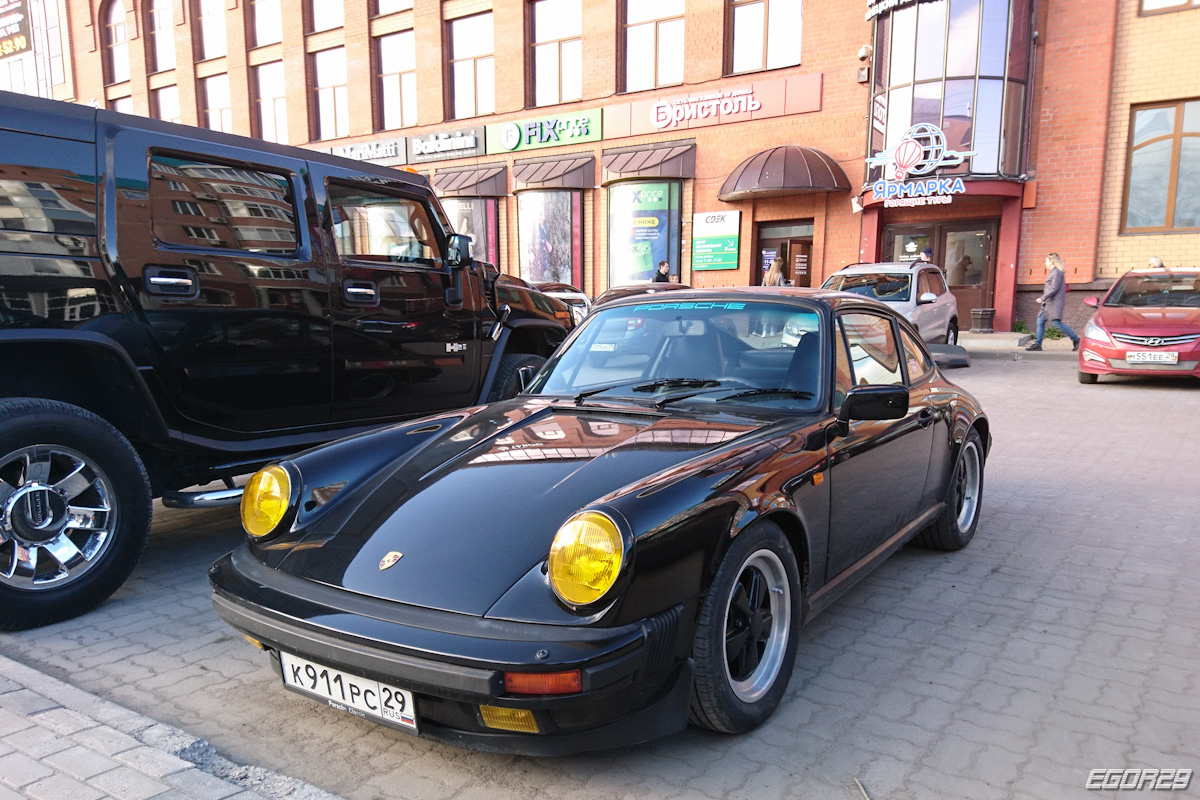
1078,270,1200,384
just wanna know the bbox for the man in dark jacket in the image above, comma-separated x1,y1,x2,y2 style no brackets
1026,253,1080,351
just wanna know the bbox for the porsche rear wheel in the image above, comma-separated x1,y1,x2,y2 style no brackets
689,520,800,734
915,427,984,551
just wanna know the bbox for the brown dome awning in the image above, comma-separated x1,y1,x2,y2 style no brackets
718,146,851,201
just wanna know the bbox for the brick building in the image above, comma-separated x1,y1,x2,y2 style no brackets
2,0,1197,331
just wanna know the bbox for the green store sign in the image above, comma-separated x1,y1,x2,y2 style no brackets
691,211,741,271
486,109,602,154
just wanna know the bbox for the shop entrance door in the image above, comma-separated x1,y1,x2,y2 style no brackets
755,220,814,286
883,221,997,326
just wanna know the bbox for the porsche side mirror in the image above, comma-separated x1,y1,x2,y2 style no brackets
927,344,971,369
835,385,909,437
1084,296,1100,308
446,234,472,269
918,292,937,305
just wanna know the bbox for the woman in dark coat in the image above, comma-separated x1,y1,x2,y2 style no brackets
1026,253,1080,351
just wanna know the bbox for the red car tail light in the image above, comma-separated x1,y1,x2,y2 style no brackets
504,670,582,695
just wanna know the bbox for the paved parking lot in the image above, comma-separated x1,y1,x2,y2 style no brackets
2,355,1198,800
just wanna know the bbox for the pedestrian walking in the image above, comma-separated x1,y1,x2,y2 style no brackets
653,261,671,282
1026,252,1080,352
763,258,786,287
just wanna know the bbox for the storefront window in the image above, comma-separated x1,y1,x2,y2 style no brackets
869,0,1032,181
442,197,499,268
1141,0,1200,13
517,191,581,284
607,181,681,284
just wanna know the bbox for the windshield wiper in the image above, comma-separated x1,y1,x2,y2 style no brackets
573,378,720,405
714,388,815,403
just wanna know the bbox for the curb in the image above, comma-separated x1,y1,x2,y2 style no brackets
0,653,344,800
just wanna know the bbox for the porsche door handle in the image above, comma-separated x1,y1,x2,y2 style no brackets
917,409,935,428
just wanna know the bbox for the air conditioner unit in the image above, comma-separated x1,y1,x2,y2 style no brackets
194,193,217,201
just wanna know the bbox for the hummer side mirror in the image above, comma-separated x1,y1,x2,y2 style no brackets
446,234,472,269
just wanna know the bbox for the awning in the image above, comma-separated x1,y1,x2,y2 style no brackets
511,155,595,191
602,142,695,184
718,146,851,201
431,164,507,197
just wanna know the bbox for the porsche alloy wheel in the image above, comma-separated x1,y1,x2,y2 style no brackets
915,427,985,551
0,399,152,630
690,520,800,734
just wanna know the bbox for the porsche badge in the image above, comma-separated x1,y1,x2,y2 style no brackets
378,551,404,570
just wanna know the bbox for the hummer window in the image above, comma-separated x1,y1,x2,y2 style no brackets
327,182,441,265
150,154,298,254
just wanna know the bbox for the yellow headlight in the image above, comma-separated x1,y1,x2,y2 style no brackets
241,465,291,539
547,511,624,606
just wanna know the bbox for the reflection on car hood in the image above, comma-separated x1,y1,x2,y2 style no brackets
1096,305,1200,334
278,402,771,615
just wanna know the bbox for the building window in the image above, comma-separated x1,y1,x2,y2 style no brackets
1123,100,1200,232
729,0,802,74
1141,0,1200,13
518,191,581,284
147,0,175,73
313,47,349,140
376,0,413,14
250,0,282,47
531,0,582,107
185,226,220,241
255,61,288,143
202,74,233,133
153,85,181,124
377,31,417,130
868,0,1031,182
624,0,683,92
448,13,495,120
173,200,203,215
442,197,499,267
310,0,344,32
607,181,681,284
31,0,67,89
196,0,227,60
104,0,129,85
109,96,133,113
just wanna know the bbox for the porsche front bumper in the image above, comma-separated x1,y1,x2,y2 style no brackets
209,547,692,755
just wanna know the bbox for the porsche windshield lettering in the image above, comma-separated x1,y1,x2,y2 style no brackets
632,302,746,311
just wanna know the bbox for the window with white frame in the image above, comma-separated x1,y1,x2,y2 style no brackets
313,47,349,140
729,0,802,74
255,61,288,144
624,0,683,92
154,85,181,124
105,0,129,84
310,0,344,32
250,0,282,46
202,74,234,133
531,0,582,107
377,30,417,129
448,13,495,120
147,0,175,72
196,0,227,60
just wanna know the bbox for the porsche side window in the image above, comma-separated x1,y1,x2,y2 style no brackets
327,182,441,265
899,326,933,382
840,313,903,386
833,320,854,412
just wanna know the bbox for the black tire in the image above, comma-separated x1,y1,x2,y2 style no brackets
915,427,984,551
1078,370,1099,384
946,320,958,346
487,354,545,402
689,520,801,734
0,398,152,630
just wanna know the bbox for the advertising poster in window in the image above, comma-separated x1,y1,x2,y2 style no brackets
441,197,498,267
0,0,30,62
608,182,679,283
517,191,574,284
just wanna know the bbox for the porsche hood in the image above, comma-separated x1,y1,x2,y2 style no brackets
275,402,773,615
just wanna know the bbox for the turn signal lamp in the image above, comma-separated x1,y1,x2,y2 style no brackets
547,511,624,606
241,465,291,538
479,706,540,733
504,670,581,695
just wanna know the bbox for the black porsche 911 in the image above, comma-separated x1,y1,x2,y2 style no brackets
210,287,990,755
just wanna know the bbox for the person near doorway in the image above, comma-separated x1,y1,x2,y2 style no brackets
1026,252,1080,352
652,261,671,283
763,258,786,288
948,254,971,285
918,246,934,264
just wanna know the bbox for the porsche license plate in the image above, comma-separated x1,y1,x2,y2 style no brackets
1126,351,1178,364
279,651,417,732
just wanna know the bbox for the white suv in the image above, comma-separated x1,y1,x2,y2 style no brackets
821,262,959,344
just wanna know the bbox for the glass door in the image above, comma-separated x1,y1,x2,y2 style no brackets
942,223,996,324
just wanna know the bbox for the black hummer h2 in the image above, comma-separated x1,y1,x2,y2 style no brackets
0,91,572,630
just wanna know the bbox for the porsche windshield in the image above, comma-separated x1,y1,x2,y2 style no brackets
532,300,825,411
823,272,912,302
1105,273,1200,307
